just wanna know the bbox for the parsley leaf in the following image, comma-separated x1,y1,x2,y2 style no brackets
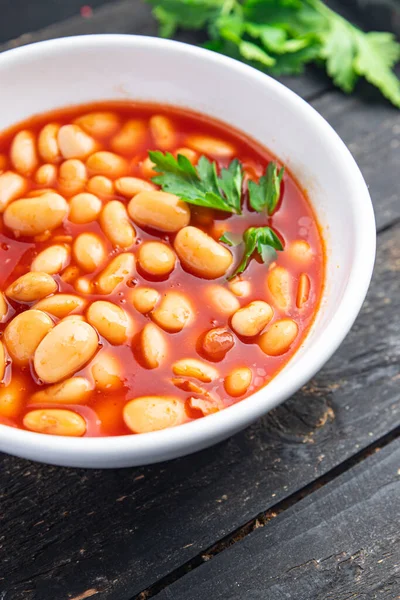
219,231,243,246
150,151,244,213
320,17,357,93
221,226,283,279
311,0,400,106
218,159,243,214
149,151,244,213
248,162,284,215
148,0,223,32
354,31,400,108
147,0,400,108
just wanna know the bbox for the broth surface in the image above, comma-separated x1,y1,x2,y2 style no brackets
0,102,324,436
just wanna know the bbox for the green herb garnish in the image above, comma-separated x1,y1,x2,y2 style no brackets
149,151,243,213
150,150,284,215
248,162,284,215
150,151,285,276
221,226,283,279
146,0,400,108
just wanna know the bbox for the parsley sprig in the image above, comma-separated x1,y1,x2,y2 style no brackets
248,162,284,215
149,151,243,213
149,150,285,277
221,227,283,279
146,0,400,108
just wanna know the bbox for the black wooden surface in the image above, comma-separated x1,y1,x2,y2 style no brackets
154,438,400,600
0,2,399,600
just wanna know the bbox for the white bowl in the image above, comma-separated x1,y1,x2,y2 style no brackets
0,35,375,468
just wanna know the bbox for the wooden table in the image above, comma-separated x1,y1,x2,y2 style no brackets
1,2,399,599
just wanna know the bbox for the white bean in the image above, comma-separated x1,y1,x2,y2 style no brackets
224,367,252,397
231,301,273,337
259,319,299,356
172,358,218,382
129,287,160,314
0,171,27,212
34,294,86,318
87,301,132,345
174,226,233,279
10,130,38,174
31,245,70,275
23,408,86,436
4,192,68,236
61,265,83,284
128,191,190,232
86,151,128,178
296,273,311,308
100,200,136,248
288,240,313,265
123,396,186,433
61,265,80,285
267,266,292,310
138,241,176,277
58,124,97,159
149,115,176,150
111,119,146,154
34,318,99,383
0,377,25,418
186,134,235,157
95,253,135,295
151,291,194,332
30,377,92,404
73,233,106,272
187,397,221,416
0,292,9,322
141,323,167,369
69,193,102,224
58,159,87,195
75,112,120,138
91,352,123,390
38,124,60,163
74,277,94,295
204,285,240,316
4,309,54,364
228,276,251,297
35,164,58,186
115,177,156,198
87,175,114,198
6,272,57,302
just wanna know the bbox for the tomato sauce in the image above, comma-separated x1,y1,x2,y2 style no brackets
0,102,325,437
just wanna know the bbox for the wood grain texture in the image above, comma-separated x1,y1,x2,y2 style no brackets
0,0,111,44
1,219,398,600
313,90,400,231
0,2,399,600
154,438,400,600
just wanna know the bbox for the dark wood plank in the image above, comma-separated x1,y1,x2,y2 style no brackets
1,4,399,600
0,0,111,45
0,0,331,102
1,219,398,600
337,0,400,35
154,437,400,600
312,90,400,232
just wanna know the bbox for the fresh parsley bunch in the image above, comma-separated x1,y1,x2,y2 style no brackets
146,0,400,108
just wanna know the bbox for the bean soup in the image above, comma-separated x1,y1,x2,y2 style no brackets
0,103,324,437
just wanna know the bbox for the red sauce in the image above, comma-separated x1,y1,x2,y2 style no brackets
0,102,325,436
